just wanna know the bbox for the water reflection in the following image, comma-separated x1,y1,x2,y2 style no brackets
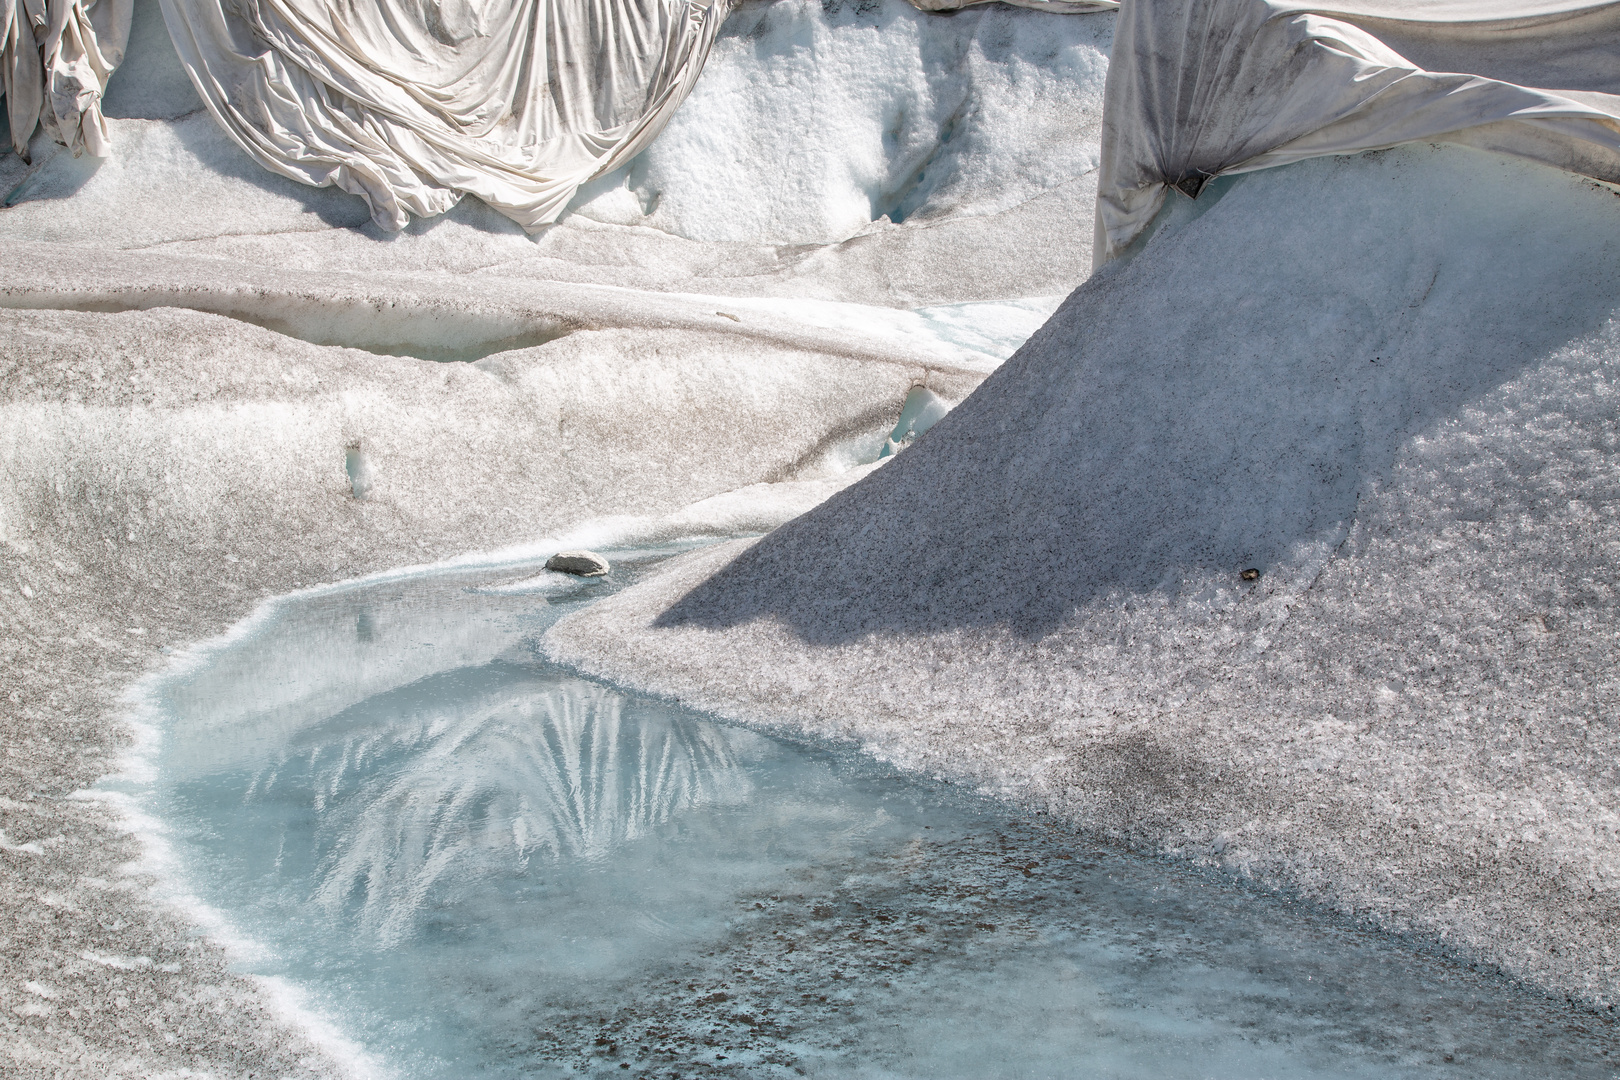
270,670,751,944
142,560,1620,1079
161,582,557,780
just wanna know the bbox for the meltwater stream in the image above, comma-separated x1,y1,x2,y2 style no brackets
132,550,1618,1078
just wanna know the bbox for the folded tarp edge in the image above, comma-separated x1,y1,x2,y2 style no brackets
1094,0,1620,267
0,0,130,159
4,0,1116,230
148,0,737,232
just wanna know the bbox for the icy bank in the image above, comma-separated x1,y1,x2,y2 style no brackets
547,141,1620,1006
0,300,989,576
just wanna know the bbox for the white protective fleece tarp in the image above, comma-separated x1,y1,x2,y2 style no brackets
4,0,1110,231
2,0,130,157
157,0,1108,230
1095,0,1620,263
155,0,732,231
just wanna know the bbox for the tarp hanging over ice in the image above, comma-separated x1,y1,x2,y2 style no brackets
2,0,130,158
156,0,732,231
3,0,1112,232
1095,0,1620,263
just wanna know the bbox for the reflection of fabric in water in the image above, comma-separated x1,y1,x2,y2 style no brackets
248,679,747,946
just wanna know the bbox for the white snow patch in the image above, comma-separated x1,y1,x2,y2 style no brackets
569,0,1110,244
79,951,154,970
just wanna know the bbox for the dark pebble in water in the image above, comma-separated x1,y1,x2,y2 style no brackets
547,549,611,576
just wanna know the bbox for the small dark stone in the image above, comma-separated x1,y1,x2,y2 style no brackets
546,550,611,577
1240,567,1260,582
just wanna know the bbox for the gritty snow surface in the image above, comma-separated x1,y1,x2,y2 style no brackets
7,0,1620,1070
547,143,1620,1007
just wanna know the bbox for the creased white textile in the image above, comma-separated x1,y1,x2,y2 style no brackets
2,0,129,158
5,0,1113,229
157,0,732,231
1095,0,1620,263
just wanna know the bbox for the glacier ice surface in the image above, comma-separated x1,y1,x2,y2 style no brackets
0,0,1108,1073
545,142,1620,1007
17,0,1620,1067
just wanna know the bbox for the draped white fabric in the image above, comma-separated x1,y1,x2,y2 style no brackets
1,0,1112,230
1096,0,1620,264
157,0,732,230
2,0,130,158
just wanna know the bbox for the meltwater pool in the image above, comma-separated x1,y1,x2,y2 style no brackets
129,551,1620,1078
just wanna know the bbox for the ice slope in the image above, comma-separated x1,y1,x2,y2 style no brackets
0,0,1110,305
546,142,1620,1006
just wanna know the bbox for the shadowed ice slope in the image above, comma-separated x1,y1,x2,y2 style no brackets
547,142,1620,1005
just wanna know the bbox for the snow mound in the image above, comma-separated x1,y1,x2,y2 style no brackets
569,0,1109,244
547,142,1620,1006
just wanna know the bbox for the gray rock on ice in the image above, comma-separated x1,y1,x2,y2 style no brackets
547,550,612,577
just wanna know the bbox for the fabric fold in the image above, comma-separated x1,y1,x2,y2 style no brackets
1095,0,1620,265
4,0,1111,229
158,0,733,230
2,0,129,159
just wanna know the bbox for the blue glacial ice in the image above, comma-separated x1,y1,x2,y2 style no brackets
121,550,1620,1078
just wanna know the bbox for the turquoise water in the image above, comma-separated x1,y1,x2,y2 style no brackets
144,552,1620,1078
